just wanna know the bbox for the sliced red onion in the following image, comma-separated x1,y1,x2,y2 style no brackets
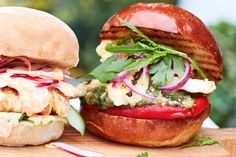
142,67,148,80
15,56,32,70
0,56,31,70
111,71,130,88
123,78,157,100
10,73,59,88
159,59,191,92
112,71,130,82
50,142,104,157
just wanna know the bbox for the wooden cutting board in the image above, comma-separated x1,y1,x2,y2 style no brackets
0,126,235,157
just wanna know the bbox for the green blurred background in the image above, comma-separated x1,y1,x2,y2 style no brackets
0,0,235,128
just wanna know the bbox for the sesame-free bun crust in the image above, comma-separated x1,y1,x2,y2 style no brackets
0,115,65,146
81,104,209,147
100,3,222,82
0,7,79,69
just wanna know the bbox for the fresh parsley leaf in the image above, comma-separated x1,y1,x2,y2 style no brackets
150,55,185,87
136,152,149,157
180,135,223,149
90,56,133,83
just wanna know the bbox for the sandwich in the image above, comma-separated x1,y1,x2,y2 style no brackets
0,7,84,146
79,3,222,147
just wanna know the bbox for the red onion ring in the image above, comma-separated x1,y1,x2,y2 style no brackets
10,73,58,88
0,56,31,70
113,71,130,82
15,56,32,70
159,59,191,92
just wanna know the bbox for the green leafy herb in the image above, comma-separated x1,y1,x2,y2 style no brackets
90,55,133,83
136,152,149,157
18,113,26,122
150,55,185,87
18,113,34,124
106,40,149,56
181,135,223,149
125,53,166,71
91,18,206,85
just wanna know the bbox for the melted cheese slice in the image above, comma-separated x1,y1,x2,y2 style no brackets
180,78,216,94
107,72,150,106
96,40,113,62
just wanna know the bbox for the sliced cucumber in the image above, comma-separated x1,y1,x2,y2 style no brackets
67,105,85,136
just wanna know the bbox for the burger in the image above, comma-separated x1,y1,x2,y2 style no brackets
0,7,84,146
80,3,222,147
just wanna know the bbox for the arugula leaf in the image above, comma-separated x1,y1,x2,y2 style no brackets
181,135,223,149
105,41,149,56
90,18,206,85
136,152,149,157
90,56,133,83
125,53,166,71
119,18,157,47
118,18,206,79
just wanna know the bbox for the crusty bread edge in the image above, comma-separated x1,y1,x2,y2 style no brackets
0,120,64,146
81,104,209,147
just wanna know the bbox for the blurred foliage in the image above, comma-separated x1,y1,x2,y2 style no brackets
1,1,235,127
209,22,236,127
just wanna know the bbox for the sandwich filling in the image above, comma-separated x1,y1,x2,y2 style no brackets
0,55,85,137
79,19,216,119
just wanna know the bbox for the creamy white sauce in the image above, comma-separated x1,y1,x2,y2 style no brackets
0,67,81,116
0,112,66,138
8,67,64,80
0,72,51,116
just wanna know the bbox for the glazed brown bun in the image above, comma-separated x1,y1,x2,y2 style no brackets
82,3,222,147
82,104,210,147
100,3,222,82
0,7,79,146
0,6,79,69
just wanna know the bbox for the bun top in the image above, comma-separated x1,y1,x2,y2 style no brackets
0,7,79,69
100,3,222,82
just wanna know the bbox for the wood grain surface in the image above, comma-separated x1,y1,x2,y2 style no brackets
0,126,235,157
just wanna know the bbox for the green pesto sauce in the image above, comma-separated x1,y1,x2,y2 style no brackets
84,86,195,110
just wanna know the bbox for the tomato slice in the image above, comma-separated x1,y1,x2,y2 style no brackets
84,97,209,119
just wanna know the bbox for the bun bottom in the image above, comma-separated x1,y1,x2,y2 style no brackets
0,117,65,146
81,104,209,147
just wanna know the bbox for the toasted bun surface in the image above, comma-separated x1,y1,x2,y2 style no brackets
0,7,79,69
82,104,209,147
100,3,222,82
0,114,65,146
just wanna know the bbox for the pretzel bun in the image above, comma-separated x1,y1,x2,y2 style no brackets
100,3,222,82
0,6,79,69
82,103,209,147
